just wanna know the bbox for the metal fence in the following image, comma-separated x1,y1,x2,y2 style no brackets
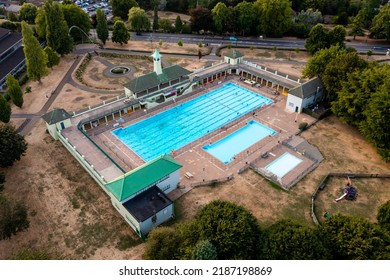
190,174,234,188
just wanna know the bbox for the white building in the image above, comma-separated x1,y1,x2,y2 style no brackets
286,77,324,113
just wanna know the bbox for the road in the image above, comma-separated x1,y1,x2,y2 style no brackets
89,30,390,55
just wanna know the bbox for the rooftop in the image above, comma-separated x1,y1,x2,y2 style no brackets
122,185,172,222
225,49,244,59
123,65,192,93
42,108,72,125
0,28,22,56
289,77,323,99
106,154,182,202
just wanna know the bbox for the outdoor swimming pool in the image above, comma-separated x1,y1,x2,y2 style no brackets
265,152,302,178
112,82,273,161
203,120,276,164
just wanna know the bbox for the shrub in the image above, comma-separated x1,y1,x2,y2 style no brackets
198,42,203,48
159,39,163,46
177,39,183,47
299,122,308,131
25,86,32,93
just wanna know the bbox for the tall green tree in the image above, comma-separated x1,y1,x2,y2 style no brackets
191,240,218,260
152,5,159,31
377,200,390,232
159,19,173,33
110,0,138,20
233,1,255,36
370,5,390,41
303,44,344,78
193,200,262,260
21,21,48,82
61,3,91,42
189,7,213,33
254,0,293,37
6,75,23,108
322,50,368,101
44,46,60,68
0,194,29,240
112,20,130,45
321,214,388,259
144,227,182,260
296,8,323,28
328,25,347,48
211,2,229,34
96,8,109,45
44,0,73,55
0,124,28,167
262,220,331,259
128,7,150,33
19,3,37,24
349,11,365,40
175,16,183,33
34,7,46,39
305,23,329,54
0,96,11,123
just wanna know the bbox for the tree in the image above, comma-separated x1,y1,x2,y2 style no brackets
370,5,390,41
177,39,183,46
19,3,37,24
193,200,262,260
296,8,323,27
96,8,109,45
322,50,368,101
44,46,60,68
7,12,18,22
321,214,388,259
211,2,229,34
233,1,255,36
112,20,130,45
262,220,331,259
159,19,173,33
328,25,347,48
377,200,390,232
304,23,329,54
349,12,365,40
6,75,23,108
110,0,138,20
152,5,159,31
0,124,28,167
0,96,11,123
44,1,74,55
34,7,46,39
144,227,182,260
0,194,29,240
192,240,218,260
175,16,183,33
189,8,213,33
128,7,150,33
21,21,48,82
303,44,344,78
61,3,91,42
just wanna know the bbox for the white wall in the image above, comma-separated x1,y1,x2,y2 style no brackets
139,204,174,236
302,94,315,109
156,169,180,194
286,94,303,113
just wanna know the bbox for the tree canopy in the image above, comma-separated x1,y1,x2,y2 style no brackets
112,20,130,45
110,0,138,20
6,74,23,108
211,2,229,34
234,1,256,36
189,8,213,33
191,240,218,260
35,7,46,39
44,1,74,55
96,8,109,45
262,220,331,259
144,226,182,260
0,124,28,167
128,7,150,33
0,194,29,240
377,200,390,232
370,5,390,41
305,24,346,54
61,3,92,42
44,46,60,68
0,95,11,124
254,0,293,37
19,3,38,24
21,21,48,82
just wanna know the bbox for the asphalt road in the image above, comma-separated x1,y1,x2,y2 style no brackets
89,30,390,55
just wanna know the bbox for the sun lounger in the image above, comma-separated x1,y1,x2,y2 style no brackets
185,172,194,179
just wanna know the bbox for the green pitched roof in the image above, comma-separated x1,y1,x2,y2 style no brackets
124,65,192,93
225,49,244,59
289,77,323,99
105,154,182,202
41,108,71,125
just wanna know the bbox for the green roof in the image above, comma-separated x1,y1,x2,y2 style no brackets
289,77,323,99
124,65,192,93
41,108,71,125
105,154,182,202
225,49,244,59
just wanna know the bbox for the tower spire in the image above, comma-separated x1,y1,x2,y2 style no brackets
151,48,162,75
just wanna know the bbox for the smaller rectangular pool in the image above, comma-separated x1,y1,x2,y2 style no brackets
265,152,302,178
203,120,276,164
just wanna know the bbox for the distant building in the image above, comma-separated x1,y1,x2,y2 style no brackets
0,27,25,90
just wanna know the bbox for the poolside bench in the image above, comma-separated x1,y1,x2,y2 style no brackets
185,172,194,179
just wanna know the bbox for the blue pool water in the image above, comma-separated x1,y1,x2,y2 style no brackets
265,152,302,178
112,82,273,161
203,120,276,164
